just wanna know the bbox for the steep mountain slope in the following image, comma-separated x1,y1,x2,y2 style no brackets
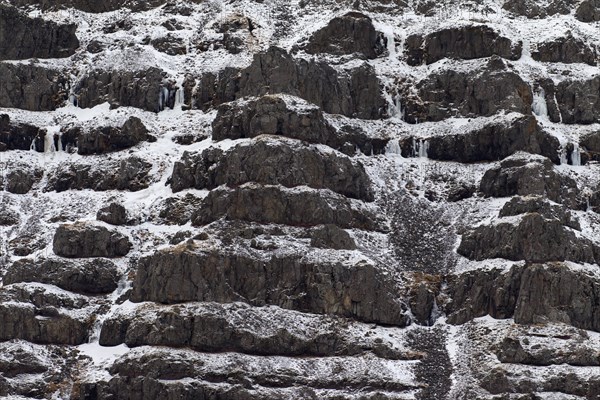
1,0,600,399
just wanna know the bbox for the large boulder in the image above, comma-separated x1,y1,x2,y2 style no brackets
0,5,79,60
499,195,580,230
576,0,600,22
130,247,408,326
52,223,132,258
77,116,154,155
402,57,532,123
458,213,600,264
405,25,521,65
46,155,152,192
170,139,374,201
305,12,386,59
4,257,120,294
479,154,580,208
191,186,383,231
401,115,560,163
0,63,68,111
74,68,169,112
532,34,597,65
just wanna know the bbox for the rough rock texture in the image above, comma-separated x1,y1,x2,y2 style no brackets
401,115,560,163
305,12,385,59
4,258,120,294
77,116,154,155
0,5,79,60
130,247,408,326
74,68,166,112
532,34,597,65
3,1,600,399
402,57,533,123
458,213,600,263
479,154,581,208
170,139,374,201
0,63,68,111
46,156,152,192
576,0,600,22
52,223,132,258
191,186,383,231
447,263,600,332
10,0,168,13
405,25,521,65
0,114,46,152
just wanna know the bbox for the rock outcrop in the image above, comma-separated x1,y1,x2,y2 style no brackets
52,223,132,258
4,258,120,294
405,25,521,65
0,5,79,60
305,12,386,59
402,57,532,123
532,34,597,65
76,116,154,155
170,139,374,201
130,247,408,326
0,63,68,111
191,186,383,231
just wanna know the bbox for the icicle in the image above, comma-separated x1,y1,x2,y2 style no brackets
44,131,56,153
56,132,63,152
418,139,429,158
560,146,568,165
571,143,581,166
532,89,548,120
69,94,77,107
158,86,170,111
411,137,417,157
385,139,402,156
30,139,36,152
553,93,563,123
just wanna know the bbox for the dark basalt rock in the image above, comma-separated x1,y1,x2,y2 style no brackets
151,35,187,55
402,115,560,163
152,194,203,226
0,63,68,111
130,247,408,326
77,116,154,155
554,76,600,124
0,114,46,152
100,302,409,358
503,0,574,18
405,25,521,66
479,155,580,209
170,139,374,201
458,213,600,264
211,95,388,155
402,57,533,123
191,186,384,231
305,12,386,59
46,156,152,192
52,223,132,258
0,303,88,345
193,47,386,119
74,68,167,112
447,263,600,332
310,224,356,250
10,0,167,13
0,5,79,60
4,167,43,194
499,196,581,230
580,130,600,162
4,257,120,294
97,202,129,226
532,34,597,65
576,0,600,22
238,47,386,119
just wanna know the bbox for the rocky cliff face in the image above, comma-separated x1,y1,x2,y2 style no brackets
1,0,600,399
